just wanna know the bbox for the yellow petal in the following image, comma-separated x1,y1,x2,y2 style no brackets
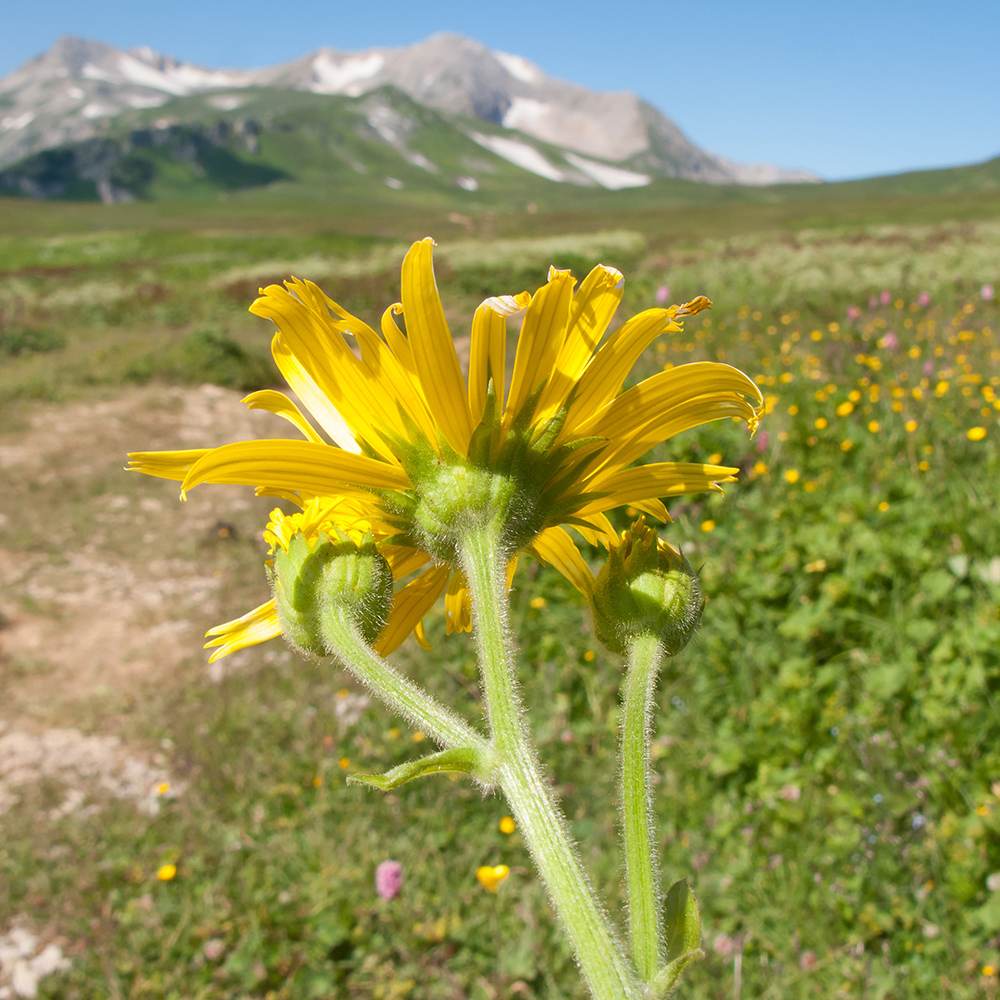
180,440,410,499
375,564,449,655
127,449,210,481
242,389,324,444
254,284,400,462
445,570,473,634
580,362,763,439
381,302,424,387
468,292,529,425
204,599,282,663
269,330,361,453
576,462,737,516
504,269,576,426
400,239,474,456
530,527,594,596
560,308,681,439
382,545,431,579
534,264,623,423
566,512,618,547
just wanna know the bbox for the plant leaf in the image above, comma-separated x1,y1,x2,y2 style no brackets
347,746,484,791
650,879,704,996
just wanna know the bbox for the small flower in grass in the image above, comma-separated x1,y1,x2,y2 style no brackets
375,860,403,900
530,596,547,609
156,782,170,795
700,519,715,533
880,290,892,306
157,864,177,882
880,332,899,350
878,501,889,512
499,816,516,834
982,284,995,302
655,284,670,305
477,865,510,893
968,427,987,441
918,291,931,307
784,470,799,484
985,965,997,978
905,420,917,433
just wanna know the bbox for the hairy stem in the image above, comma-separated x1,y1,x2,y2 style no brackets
622,630,665,981
461,525,641,1000
320,611,487,754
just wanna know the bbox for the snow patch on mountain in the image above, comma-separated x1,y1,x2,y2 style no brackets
309,52,385,95
494,51,541,84
563,152,651,189
470,132,566,182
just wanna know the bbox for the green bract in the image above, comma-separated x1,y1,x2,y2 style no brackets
269,528,394,654
590,518,703,657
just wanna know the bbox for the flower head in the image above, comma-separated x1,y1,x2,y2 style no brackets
589,516,702,655
129,240,762,659
477,864,510,892
375,859,403,900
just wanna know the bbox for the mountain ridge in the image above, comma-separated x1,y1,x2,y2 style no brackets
0,33,820,188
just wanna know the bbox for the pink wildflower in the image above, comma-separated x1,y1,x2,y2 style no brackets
923,360,934,375
655,285,670,305
755,431,770,454
917,291,931,307
881,332,899,350
880,290,892,306
846,305,861,322
375,860,403,900
982,284,995,302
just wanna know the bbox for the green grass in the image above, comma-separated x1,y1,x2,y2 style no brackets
0,192,998,998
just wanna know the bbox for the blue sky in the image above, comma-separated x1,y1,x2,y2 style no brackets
2,0,997,180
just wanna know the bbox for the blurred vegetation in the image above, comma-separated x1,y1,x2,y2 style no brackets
0,191,998,999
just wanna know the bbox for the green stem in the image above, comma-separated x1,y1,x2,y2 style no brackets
460,526,641,1000
320,611,488,754
622,631,665,982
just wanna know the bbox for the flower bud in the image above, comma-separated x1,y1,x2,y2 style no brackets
266,503,394,654
589,517,702,656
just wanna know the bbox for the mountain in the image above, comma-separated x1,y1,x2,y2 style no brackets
0,34,819,202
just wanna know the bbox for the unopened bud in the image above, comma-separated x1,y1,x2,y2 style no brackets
266,504,393,654
589,517,702,656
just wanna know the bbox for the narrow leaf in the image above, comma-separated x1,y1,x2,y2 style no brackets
347,747,484,791
650,879,704,996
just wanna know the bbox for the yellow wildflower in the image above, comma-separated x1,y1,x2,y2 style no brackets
477,864,510,892
129,241,761,659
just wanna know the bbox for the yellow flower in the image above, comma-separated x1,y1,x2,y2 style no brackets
784,470,800,484
836,401,854,417
499,815,516,834
814,417,828,430
905,420,917,433
129,240,762,659
477,864,510,892
157,864,177,882
700,519,716,533
968,426,987,441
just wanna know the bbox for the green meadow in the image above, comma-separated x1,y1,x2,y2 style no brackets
1,183,999,999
